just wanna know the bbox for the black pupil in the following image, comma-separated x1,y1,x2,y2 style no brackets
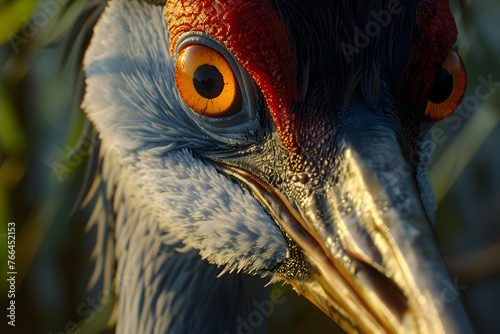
193,64,224,99
428,68,454,104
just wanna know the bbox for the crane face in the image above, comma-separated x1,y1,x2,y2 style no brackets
82,0,471,333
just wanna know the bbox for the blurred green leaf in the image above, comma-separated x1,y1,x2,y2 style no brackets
0,78,27,153
0,0,39,45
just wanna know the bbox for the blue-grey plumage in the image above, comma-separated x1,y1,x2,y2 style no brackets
80,0,473,333
83,1,286,332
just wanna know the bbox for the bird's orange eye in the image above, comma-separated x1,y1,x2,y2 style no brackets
425,51,466,121
175,44,242,118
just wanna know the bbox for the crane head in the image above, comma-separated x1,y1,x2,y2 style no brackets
82,0,471,333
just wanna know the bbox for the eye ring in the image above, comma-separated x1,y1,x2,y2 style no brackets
174,34,257,129
175,44,242,118
425,51,467,121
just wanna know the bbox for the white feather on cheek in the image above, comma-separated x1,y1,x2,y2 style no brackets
83,0,287,276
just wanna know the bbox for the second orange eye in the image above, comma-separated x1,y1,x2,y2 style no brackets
425,51,467,121
175,44,242,118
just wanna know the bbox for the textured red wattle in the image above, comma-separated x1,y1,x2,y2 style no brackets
408,0,458,105
166,0,300,151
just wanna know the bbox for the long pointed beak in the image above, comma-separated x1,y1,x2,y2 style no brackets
218,130,474,333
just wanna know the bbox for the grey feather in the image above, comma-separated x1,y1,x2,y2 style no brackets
82,1,287,332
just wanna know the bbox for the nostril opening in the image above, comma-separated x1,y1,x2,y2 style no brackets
357,261,409,322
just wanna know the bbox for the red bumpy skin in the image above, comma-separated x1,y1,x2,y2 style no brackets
166,0,300,151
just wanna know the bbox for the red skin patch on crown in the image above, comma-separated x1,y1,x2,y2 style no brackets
166,0,300,151
408,0,458,106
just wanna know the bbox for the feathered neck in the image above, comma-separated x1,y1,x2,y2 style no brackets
81,2,289,331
